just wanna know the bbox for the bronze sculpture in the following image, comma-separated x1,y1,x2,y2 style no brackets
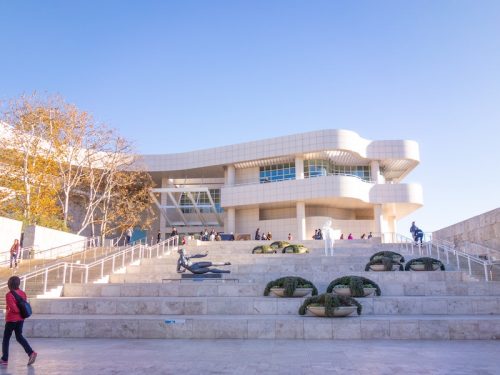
176,248,231,274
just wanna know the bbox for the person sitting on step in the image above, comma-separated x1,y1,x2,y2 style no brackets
176,248,231,274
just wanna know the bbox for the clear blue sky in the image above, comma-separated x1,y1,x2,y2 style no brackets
1,1,499,233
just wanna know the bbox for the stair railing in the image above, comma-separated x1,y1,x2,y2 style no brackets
0,236,102,267
0,236,178,296
388,232,492,281
426,238,492,281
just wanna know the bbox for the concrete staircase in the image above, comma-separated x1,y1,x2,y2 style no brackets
23,240,500,340
0,245,132,311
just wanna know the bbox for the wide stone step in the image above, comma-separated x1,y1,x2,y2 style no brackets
63,281,500,298
23,314,500,339
126,260,452,275
185,239,380,249
140,254,417,265
31,295,500,316
110,271,466,284
125,264,372,274
177,248,391,256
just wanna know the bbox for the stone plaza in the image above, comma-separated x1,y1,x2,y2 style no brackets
2,338,500,374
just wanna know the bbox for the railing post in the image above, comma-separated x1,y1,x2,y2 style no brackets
446,247,449,264
112,255,116,273
63,263,67,284
69,265,74,283
101,260,104,278
467,257,472,276
85,267,89,283
456,252,460,271
44,268,49,294
484,263,489,282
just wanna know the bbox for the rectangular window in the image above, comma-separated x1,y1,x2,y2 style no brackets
260,162,296,183
305,160,371,182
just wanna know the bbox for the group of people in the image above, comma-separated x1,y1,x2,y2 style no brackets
200,228,222,242
410,221,424,244
338,232,373,240
312,229,323,240
254,228,273,241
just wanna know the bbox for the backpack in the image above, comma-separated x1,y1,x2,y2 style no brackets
10,290,32,319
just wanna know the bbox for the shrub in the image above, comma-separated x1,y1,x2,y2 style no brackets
298,294,362,316
365,257,404,271
370,251,405,263
282,244,309,254
263,276,318,297
252,245,276,254
405,257,445,271
270,241,290,250
326,276,381,296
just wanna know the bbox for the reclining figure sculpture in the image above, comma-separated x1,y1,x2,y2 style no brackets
176,248,231,274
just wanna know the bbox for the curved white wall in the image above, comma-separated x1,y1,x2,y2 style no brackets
140,129,419,172
222,175,422,208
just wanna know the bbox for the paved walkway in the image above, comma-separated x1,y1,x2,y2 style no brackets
1,338,499,375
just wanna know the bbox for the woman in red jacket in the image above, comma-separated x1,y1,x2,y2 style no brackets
0,276,37,366
9,239,20,269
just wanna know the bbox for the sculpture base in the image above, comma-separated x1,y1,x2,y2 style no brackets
181,274,222,279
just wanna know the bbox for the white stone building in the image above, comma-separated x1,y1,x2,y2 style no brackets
144,129,423,241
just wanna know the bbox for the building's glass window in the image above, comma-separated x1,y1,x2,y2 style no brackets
259,163,296,183
304,160,330,177
179,189,224,213
179,193,195,213
333,165,371,181
304,160,371,182
197,191,211,213
209,188,223,213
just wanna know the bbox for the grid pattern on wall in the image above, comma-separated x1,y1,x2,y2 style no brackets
259,163,296,183
304,160,371,182
209,189,223,213
179,189,223,213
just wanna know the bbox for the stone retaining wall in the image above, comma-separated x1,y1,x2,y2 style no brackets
433,208,500,250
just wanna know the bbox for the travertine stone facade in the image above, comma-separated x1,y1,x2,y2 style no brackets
433,208,500,250
144,129,423,242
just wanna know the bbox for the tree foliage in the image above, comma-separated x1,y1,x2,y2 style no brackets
0,93,155,236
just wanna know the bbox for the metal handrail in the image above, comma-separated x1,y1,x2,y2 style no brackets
0,236,179,296
379,232,492,281
395,235,492,281
230,172,375,187
0,236,101,265
460,241,500,261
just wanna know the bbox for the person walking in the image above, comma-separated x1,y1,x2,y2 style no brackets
170,227,178,237
414,228,424,245
9,240,20,269
255,228,261,240
125,228,133,245
410,221,418,241
0,276,37,366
